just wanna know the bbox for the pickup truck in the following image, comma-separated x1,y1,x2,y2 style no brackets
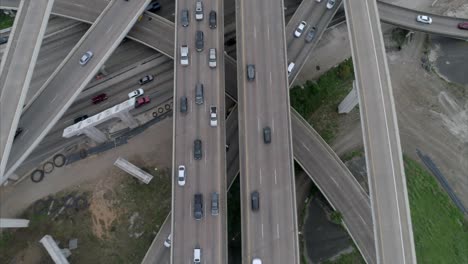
180,45,189,66
210,106,217,127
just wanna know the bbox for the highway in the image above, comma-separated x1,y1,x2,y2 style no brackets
0,0,54,179
236,0,299,263
2,0,153,179
171,0,227,262
344,0,416,263
1,3,376,262
285,0,342,84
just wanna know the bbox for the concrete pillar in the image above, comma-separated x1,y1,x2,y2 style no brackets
100,64,108,75
0,218,29,228
114,157,153,184
39,235,70,264
118,110,139,129
338,81,359,114
82,127,107,143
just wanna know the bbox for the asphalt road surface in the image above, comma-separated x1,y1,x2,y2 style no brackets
4,0,152,178
0,0,53,180
171,0,227,262
236,0,299,262
344,0,417,263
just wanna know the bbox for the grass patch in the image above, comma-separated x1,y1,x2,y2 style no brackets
0,167,171,264
290,58,354,143
0,13,14,30
404,157,468,263
341,149,364,162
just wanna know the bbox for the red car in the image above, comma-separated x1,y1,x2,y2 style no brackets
135,96,151,108
92,93,108,104
458,22,468,30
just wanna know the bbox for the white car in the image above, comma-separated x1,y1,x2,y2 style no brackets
287,62,295,76
128,88,144,99
294,21,307,38
416,15,432,24
180,45,189,66
79,51,93,65
208,48,217,68
315,0,322,2
210,106,217,127
163,234,171,248
252,258,262,264
195,1,203,21
178,165,186,186
326,0,336,9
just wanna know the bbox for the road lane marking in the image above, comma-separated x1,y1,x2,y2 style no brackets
259,168,262,185
276,223,280,238
359,214,367,225
331,177,338,186
267,27,270,40
261,223,264,238
302,142,311,152
257,118,261,130
274,169,277,185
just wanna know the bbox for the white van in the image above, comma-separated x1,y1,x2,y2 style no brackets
287,62,295,76
194,248,201,263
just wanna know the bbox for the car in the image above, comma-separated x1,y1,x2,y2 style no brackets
326,0,336,9
193,248,201,264
128,88,144,98
180,96,188,113
209,11,217,29
305,27,317,43
139,75,154,85
208,48,217,68
163,234,171,248
74,115,88,124
315,0,322,2
135,96,150,108
178,165,186,186
210,106,217,127
247,64,255,81
263,126,271,144
181,9,189,27
416,15,432,24
251,191,259,211
457,22,468,30
287,62,295,76
195,83,204,105
194,139,202,160
195,30,204,52
194,194,203,220
0,36,8,44
92,93,108,104
14,128,23,140
195,1,203,21
180,45,189,66
252,258,262,264
211,192,219,216
294,21,307,37
79,51,93,65
146,1,161,12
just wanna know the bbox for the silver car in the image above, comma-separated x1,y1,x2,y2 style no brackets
79,51,93,65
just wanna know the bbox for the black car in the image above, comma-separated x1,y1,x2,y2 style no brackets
139,75,154,85
247,64,255,81
305,27,317,43
181,9,189,27
263,126,271,144
14,128,23,140
209,11,217,29
251,191,259,211
0,36,8,45
194,139,202,160
194,193,204,220
195,30,204,52
180,96,188,113
74,115,89,124
146,1,161,12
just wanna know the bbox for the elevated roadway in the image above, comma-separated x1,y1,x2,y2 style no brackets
2,2,375,262
2,0,153,179
171,0,227,263
0,0,54,179
236,0,299,262
344,0,416,262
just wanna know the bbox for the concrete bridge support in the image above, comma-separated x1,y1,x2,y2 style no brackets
118,110,139,129
114,157,153,184
39,235,70,264
82,127,107,143
0,218,29,228
338,81,359,114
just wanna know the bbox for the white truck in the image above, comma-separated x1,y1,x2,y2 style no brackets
210,106,217,127
208,48,216,68
180,45,189,66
